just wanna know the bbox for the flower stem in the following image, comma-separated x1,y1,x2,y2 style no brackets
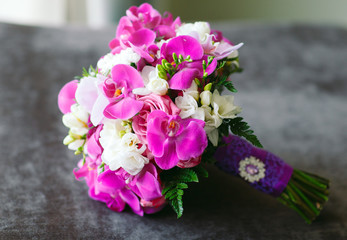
277,169,330,224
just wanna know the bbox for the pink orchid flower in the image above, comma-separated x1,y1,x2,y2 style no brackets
102,64,144,120
58,80,78,114
154,12,181,40
129,163,163,201
126,3,162,29
127,28,157,62
203,29,243,60
160,35,204,90
147,110,208,170
74,158,144,216
97,169,144,216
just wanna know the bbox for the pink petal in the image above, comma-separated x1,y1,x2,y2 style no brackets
103,97,144,120
109,38,120,50
154,139,179,170
214,42,243,60
135,171,162,200
129,42,154,63
169,68,200,90
175,119,207,160
119,189,143,216
97,169,125,189
58,80,78,114
154,25,176,39
164,35,203,61
111,64,144,90
146,110,168,157
116,16,134,39
106,194,126,212
73,164,89,180
128,29,156,47
86,132,103,158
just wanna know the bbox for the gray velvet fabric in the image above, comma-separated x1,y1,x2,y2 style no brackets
0,22,346,239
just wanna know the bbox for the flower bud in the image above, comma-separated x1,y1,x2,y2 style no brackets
200,90,212,106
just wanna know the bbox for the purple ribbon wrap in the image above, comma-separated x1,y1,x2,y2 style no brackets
214,135,293,197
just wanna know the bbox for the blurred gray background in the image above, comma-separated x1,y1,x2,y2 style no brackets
0,0,346,28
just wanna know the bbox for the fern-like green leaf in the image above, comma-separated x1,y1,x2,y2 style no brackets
160,166,209,218
228,117,263,148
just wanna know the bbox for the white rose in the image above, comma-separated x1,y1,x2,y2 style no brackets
133,66,168,96
200,90,212,106
175,93,199,119
212,90,242,119
147,78,169,95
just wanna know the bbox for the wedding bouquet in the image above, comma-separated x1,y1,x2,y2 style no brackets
58,3,329,223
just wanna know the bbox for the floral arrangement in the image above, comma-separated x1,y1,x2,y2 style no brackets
58,3,329,223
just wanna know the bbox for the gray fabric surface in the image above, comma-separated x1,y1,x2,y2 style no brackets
0,22,346,239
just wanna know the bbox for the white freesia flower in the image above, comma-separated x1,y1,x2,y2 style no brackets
99,120,148,175
115,151,149,176
176,21,211,43
200,90,212,106
65,139,85,151
99,119,125,149
201,106,222,146
120,133,146,154
62,104,89,150
97,48,141,75
212,90,241,119
133,66,169,96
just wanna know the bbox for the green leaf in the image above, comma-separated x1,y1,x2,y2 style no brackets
160,166,210,218
170,196,184,218
228,117,263,148
160,168,199,184
223,80,238,92
176,183,188,189
193,165,209,178
165,189,178,200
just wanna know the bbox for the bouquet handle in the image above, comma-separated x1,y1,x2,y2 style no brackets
214,135,330,224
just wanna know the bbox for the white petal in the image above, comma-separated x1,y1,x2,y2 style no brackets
207,128,219,146
75,76,99,113
212,90,241,119
90,94,109,126
132,87,151,96
200,91,212,106
63,135,74,145
141,66,156,85
68,140,84,151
